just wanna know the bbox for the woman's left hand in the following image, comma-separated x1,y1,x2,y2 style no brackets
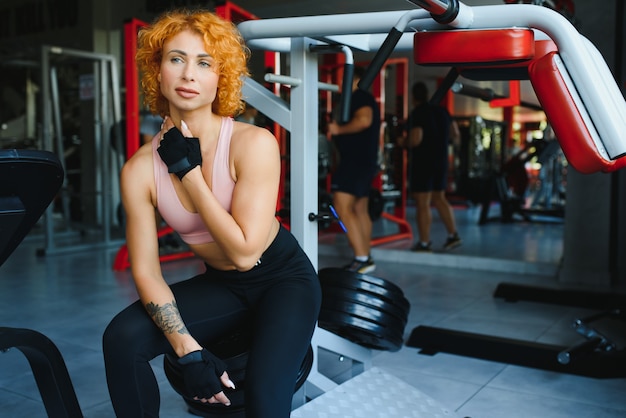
158,116,195,137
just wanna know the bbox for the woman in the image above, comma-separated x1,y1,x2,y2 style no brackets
103,8,321,418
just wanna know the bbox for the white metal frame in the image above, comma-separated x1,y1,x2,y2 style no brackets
240,3,626,160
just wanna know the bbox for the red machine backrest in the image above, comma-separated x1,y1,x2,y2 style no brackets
414,28,535,67
528,51,626,174
413,29,626,174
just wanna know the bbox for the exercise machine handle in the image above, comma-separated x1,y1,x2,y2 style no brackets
407,0,460,24
357,27,403,91
338,62,354,123
309,44,354,124
358,1,461,91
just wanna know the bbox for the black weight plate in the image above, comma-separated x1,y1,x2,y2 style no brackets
319,309,404,342
319,269,410,312
319,306,405,343
322,285,409,321
319,267,406,297
321,285,410,322
321,276,402,306
318,267,407,301
186,398,245,418
205,326,252,360
318,310,404,352
319,304,405,338
321,296,407,330
322,297,407,328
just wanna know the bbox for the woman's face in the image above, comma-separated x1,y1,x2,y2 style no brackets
159,29,219,114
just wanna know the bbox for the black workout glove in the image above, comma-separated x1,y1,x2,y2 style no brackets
177,348,228,399
157,126,202,180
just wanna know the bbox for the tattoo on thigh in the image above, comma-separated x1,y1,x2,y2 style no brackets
145,300,190,335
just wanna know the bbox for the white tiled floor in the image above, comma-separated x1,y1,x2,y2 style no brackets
1,203,625,417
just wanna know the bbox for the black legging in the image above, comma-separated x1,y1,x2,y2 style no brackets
103,226,321,418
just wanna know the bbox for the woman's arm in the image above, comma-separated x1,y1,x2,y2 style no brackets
120,147,202,357
181,122,281,271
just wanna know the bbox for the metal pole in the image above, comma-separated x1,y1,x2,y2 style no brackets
289,37,319,267
41,46,55,254
99,58,111,243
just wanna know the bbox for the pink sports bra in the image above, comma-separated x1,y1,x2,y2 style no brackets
152,117,235,245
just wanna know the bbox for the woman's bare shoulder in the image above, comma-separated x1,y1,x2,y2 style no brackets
121,141,154,182
124,141,153,166
231,121,277,147
230,121,280,176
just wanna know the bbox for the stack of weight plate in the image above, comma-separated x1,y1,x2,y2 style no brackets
164,324,313,417
317,267,410,352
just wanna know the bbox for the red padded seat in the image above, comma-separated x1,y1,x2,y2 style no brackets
459,39,558,80
414,28,535,67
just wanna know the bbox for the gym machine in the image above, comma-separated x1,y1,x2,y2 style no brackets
236,8,429,398
238,0,626,387
0,150,83,417
350,0,626,376
39,46,124,256
408,284,626,378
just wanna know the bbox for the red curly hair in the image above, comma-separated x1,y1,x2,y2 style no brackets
136,8,250,118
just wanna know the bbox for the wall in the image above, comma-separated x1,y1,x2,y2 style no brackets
558,0,626,286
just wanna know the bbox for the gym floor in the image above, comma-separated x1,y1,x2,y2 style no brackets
1,203,626,417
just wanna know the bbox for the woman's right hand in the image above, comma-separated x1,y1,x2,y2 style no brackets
156,117,202,180
177,348,236,406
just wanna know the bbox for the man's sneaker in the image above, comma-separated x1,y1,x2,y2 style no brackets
411,242,432,252
443,234,462,250
344,257,376,274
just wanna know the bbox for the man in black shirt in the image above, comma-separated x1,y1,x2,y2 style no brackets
398,82,461,252
327,66,380,273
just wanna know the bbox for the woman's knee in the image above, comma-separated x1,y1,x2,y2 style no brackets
103,303,154,355
103,311,129,352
